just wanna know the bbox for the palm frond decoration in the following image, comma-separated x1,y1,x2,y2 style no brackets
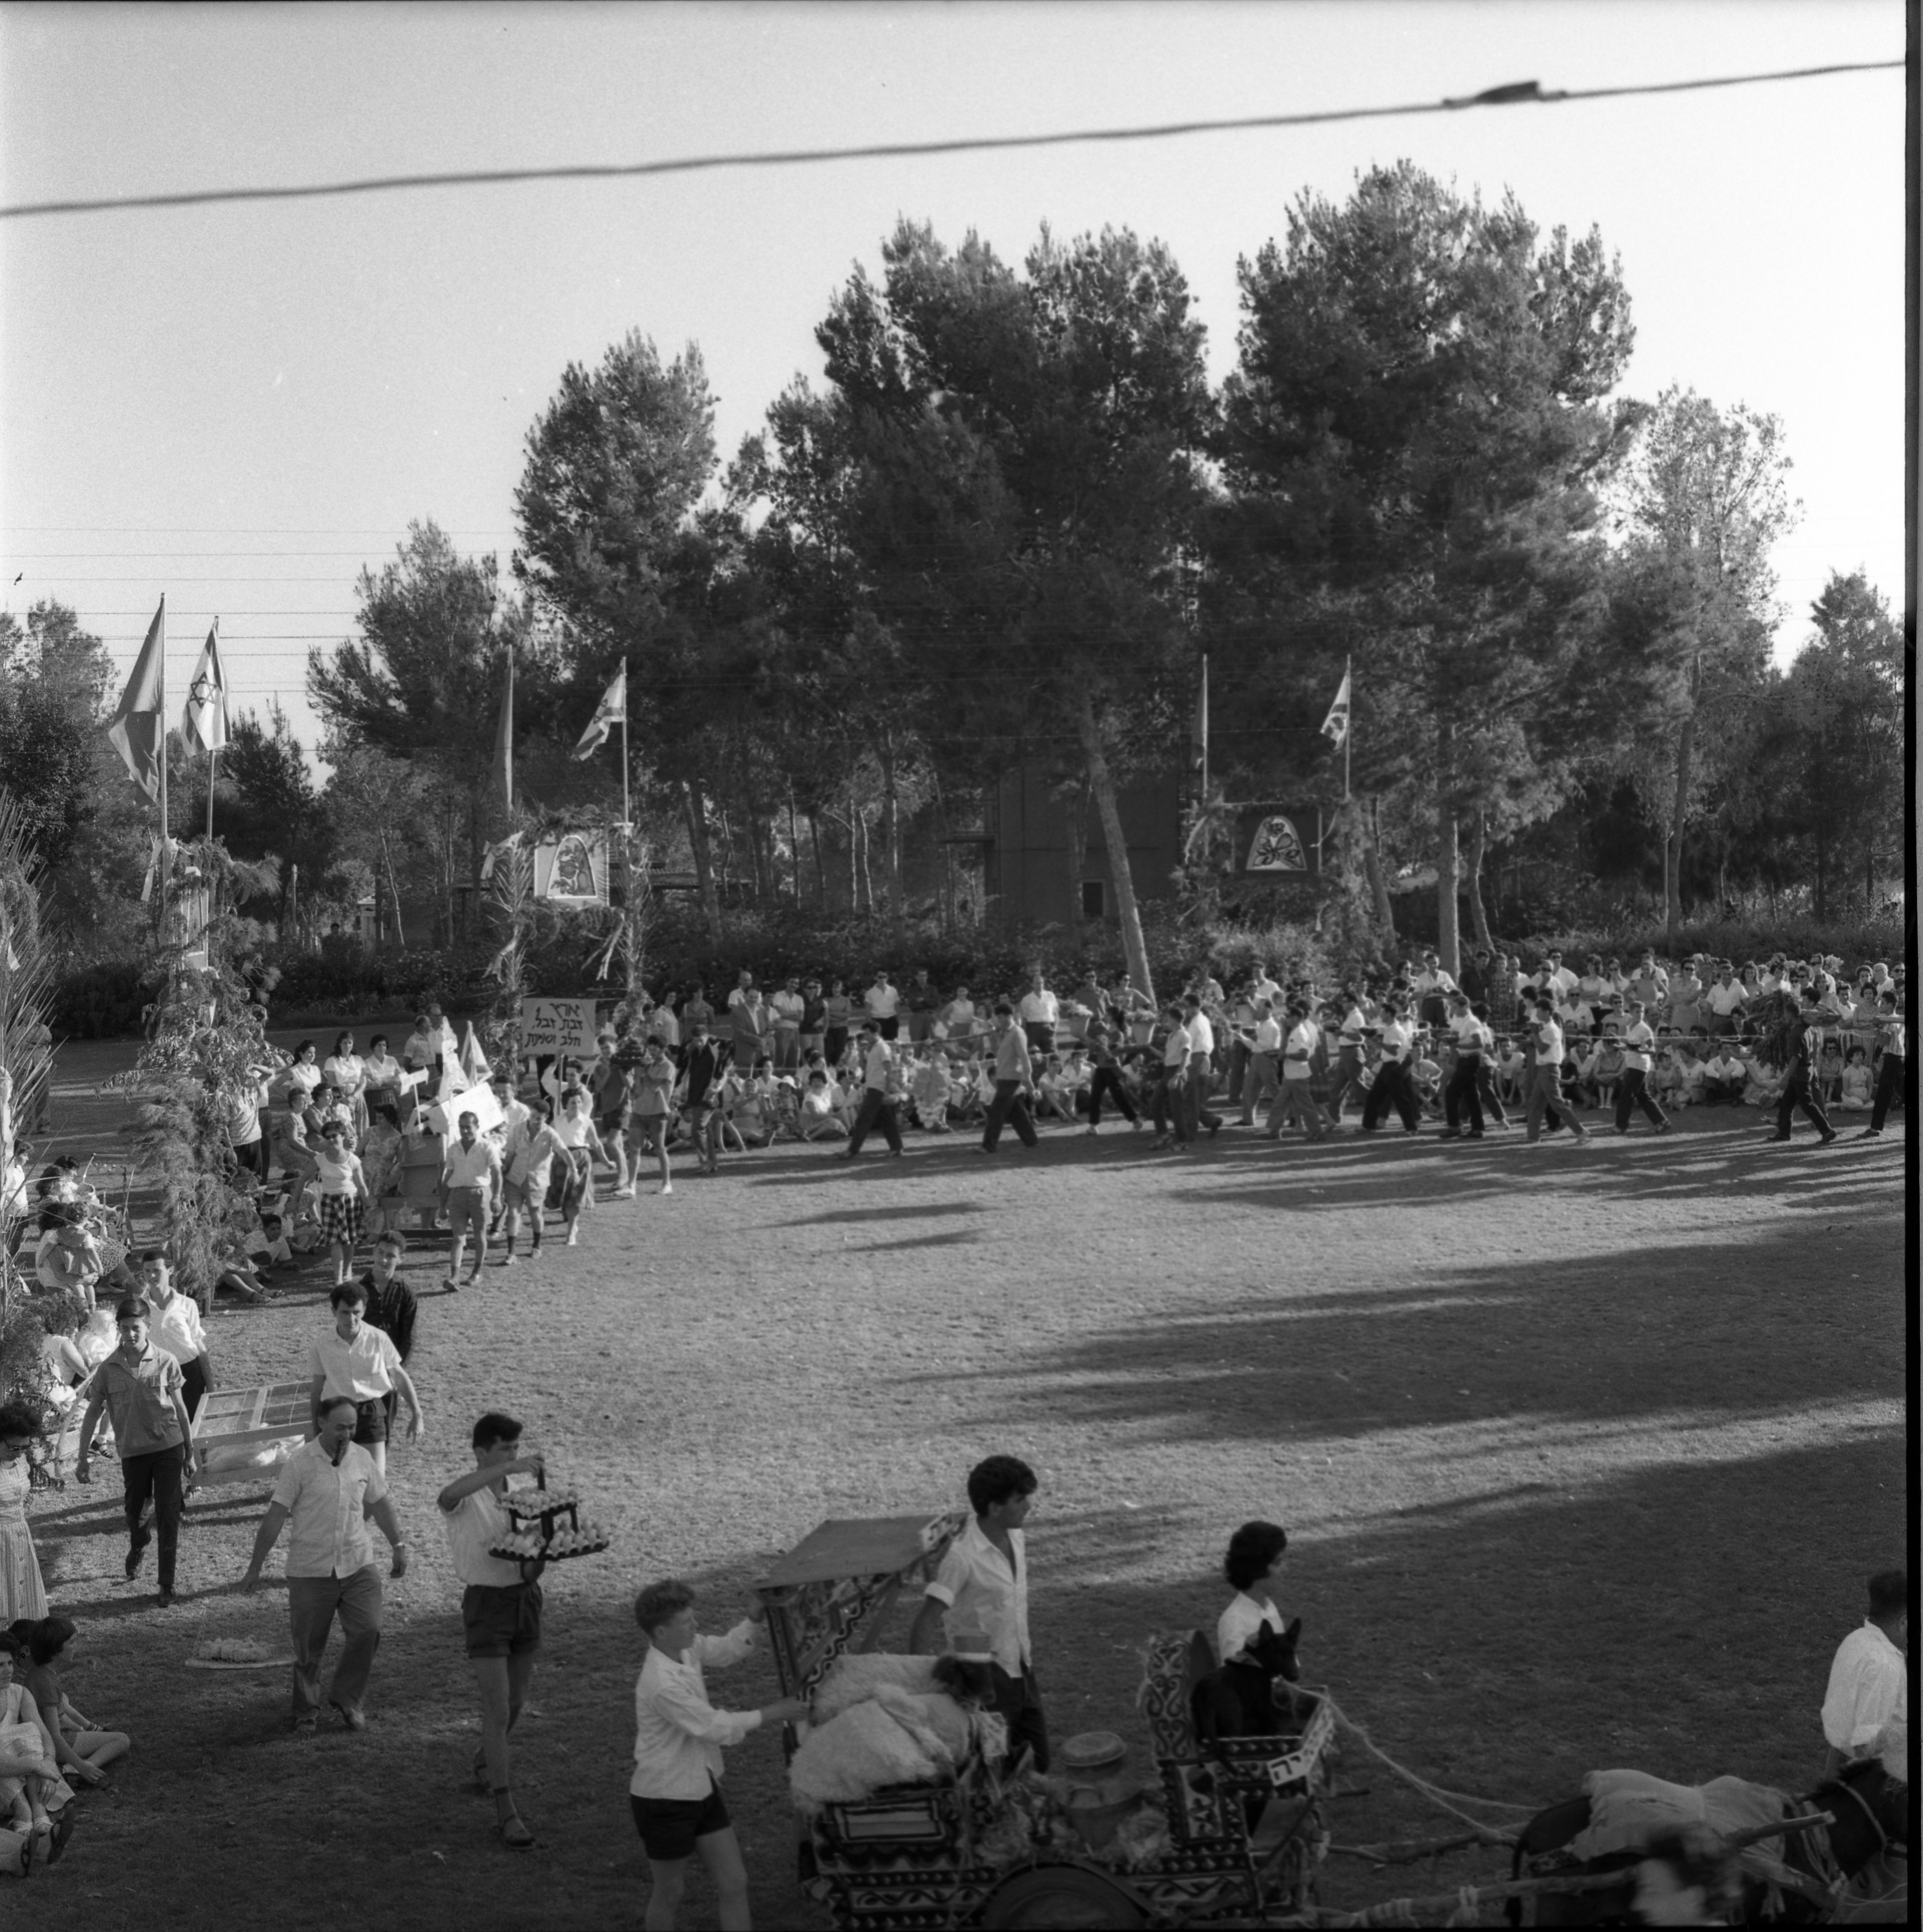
0,787,58,1335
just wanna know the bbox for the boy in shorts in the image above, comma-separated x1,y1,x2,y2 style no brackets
628,1580,808,1929
438,1411,547,1850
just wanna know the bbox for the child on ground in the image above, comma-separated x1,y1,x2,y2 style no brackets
1837,1046,1874,1111
628,1581,809,1931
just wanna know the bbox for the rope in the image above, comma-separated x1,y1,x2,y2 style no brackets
1322,1696,1532,1835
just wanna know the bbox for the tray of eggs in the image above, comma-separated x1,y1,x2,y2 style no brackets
489,1483,611,1564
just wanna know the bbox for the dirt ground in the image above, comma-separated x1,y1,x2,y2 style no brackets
14,1034,1907,1929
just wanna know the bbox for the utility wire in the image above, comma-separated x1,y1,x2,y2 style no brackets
0,60,1900,221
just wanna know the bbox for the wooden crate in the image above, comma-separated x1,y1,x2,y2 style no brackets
191,1379,313,1487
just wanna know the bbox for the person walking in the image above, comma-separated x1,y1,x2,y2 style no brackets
1081,1018,1140,1134
629,1038,677,1194
74,1298,201,1607
1267,1003,1329,1142
138,1251,215,1422
1149,1003,1193,1150
628,1583,809,1931
438,1411,548,1850
1239,1000,1282,1128
838,1024,905,1161
308,1278,425,1478
1360,999,1422,1134
440,1109,504,1287
1769,987,1839,1146
1612,999,1670,1135
1437,991,1490,1141
1520,997,1590,1145
979,1004,1040,1155
908,1455,1048,1772
240,1395,408,1733
1181,996,1225,1140
679,1019,725,1176
1856,991,1906,1140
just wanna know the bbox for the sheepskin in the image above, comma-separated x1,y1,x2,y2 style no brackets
1571,1768,1787,1862
791,1688,952,1810
811,1652,941,1723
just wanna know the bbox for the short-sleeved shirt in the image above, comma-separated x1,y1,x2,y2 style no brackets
924,1517,1031,1676
83,1345,187,1457
309,1324,403,1402
359,1272,419,1363
1216,1590,1285,1665
441,1483,525,1589
271,1436,389,1578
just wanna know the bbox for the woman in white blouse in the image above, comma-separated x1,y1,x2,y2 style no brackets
628,1579,807,1931
322,1031,368,1136
1216,1519,1291,1664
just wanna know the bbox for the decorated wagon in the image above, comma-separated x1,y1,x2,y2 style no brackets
755,1514,1337,1930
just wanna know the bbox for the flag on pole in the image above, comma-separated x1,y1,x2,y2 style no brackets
181,618,230,754
572,666,626,761
458,1022,492,1087
1191,657,1208,785
107,597,167,803
493,648,515,809
1320,669,1351,749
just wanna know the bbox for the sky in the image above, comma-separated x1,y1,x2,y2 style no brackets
0,1,1905,760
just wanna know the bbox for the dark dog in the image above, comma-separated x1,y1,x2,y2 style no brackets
1190,1616,1305,1761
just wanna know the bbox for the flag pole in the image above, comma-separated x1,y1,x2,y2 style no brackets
1343,653,1352,802
157,597,170,879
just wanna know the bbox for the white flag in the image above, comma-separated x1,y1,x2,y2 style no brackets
572,666,626,761
1320,670,1351,749
182,619,230,754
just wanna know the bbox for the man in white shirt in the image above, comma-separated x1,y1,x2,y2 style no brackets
910,1454,1047,1771
139,1251,215,1423
769,976,804,1073
1706,967,1748,1036
837,1023,905,1160
1240,999,1282,1127
240,1395,408,1732
1268,1003,1330,1141
1858,991,1906,1140
1359,999,1422,1133
1413,950,1458,1029
980,1004,1041,1153
1612,1000,1670,1134
1017,972,1060,1059
1181,995,1225,1140
441,1110,504,1288
1438,991,1490,1139
1821,1570,1907,1773
1701,1043,1748,1105
864,971,901,1041
1541,950,1580,1000
309,1277,425,1476
1523,997,1590,1144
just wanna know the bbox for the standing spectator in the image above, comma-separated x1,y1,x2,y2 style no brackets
940,985,979,1051
797,978,827,1065
1819,1570,1907,1774
438,1412,548,1850
1768,988,1838,1147
227,1067,270,1184
240,1395,409,1733
1017,971,1059,1060
1437,991,1490,1141
1614,1005,1676,1136
864,971,901,1042
1412,949,1456,1030
679,1020,725,1177
838,1024,905,1161
822,979,854,1069
627,1583,809,1932
1360,999,1422,1135
727,975,767,1074
441,1109,504,1286
979,1005,1040,1155
0,1404,48,1623
1626,949,1669,1016
307,1278,424,1479
904,968,940,1047
1522,997,1590,1146
74,1298,200,1606
323,1031,369,1137
909,1454,1048,1772
647,991,682,1056
138,1251,216,1421
769,976,805,1073
1486,952,1521,1035
1706,965,1748,1037
1857,991,1906,1140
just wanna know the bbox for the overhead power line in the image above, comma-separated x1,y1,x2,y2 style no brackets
0,59,1899,221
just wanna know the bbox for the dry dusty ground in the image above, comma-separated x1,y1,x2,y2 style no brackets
14,1033,1908,1929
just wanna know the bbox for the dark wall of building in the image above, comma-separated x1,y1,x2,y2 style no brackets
986,765,1183,927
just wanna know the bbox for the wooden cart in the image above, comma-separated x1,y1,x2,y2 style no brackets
757,1515,1337,1931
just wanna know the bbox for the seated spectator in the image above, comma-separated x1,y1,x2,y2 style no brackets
1837,1046,1875,1111
1701,1043,1748,1105
799,1071,847,1141
1033,1055,1078,1124
1816,1036,1845,1104
36,1298,92,1415
1739,1039,1782,1109
1673,1041,1709,1109
908,1052,952,1133
1589,1032,1624,1108
1497,1037,1528,1105
16,1616,128,1787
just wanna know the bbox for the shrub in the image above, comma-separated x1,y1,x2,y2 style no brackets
49,959,153,1038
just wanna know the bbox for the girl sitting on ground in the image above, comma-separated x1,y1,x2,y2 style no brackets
16,1616,128,1787
0,1632,60,1857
